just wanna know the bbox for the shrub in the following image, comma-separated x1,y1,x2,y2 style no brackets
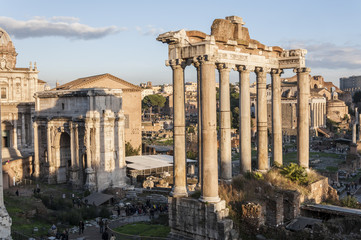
280,163,308,185
341,196,358,208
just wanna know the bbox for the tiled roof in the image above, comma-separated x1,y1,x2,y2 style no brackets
54,73,142,91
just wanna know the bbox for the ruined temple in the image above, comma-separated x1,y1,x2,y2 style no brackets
158,16,311,239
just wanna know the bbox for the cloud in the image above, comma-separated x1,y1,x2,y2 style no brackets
0,16,126,40
283,40,361,69
136,25,165,36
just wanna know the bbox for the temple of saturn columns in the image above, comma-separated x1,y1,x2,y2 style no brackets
157,16,310,239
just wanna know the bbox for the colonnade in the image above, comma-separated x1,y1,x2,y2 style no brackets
168,55,311,202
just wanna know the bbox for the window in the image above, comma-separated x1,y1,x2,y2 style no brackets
1,87,6,99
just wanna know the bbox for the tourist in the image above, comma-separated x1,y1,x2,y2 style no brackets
110,233,116,240
117,205,120,216
102,229,109,240
78,220,84,235
15,189,19,196
99,218,104,233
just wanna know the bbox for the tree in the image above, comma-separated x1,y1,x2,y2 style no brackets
125,142,140,156
142,94,166,113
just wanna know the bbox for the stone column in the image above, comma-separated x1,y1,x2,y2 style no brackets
70,122,75,167
85,121,95,190
168,59,188,197
352,123,357,144
271,69,283,166
255,67,268,171
12,117,17,149
33,121,40,177
199,55,219,203
194,61,202,186
21,113,25,146
74,123,79,168
217,63,232,180
0,100,12,239
295,68,311,168
237,65,252,173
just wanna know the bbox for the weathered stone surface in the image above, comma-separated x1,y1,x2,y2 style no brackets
169,197,237,240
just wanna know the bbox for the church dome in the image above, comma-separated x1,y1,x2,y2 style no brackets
0,28,17,70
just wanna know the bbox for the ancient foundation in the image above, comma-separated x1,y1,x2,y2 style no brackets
168,198,238,240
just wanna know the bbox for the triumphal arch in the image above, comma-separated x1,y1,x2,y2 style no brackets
33,88,128,191
157,16,310,239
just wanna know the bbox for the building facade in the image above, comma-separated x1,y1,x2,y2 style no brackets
340,75,361,96
55,73,142,152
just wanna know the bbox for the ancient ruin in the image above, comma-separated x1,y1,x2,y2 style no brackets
33,88,128,191
157,16,311,239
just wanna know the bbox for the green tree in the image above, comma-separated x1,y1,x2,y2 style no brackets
125,142,140,156
142,94,166,113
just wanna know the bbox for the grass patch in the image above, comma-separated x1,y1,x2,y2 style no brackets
114,222,170,238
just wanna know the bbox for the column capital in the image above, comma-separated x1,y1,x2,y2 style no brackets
255,66,271,74
271,68,284,76
293,67,311,74
235,65,254,72
166,59,186,70
216,62,233,72
197,55,217,64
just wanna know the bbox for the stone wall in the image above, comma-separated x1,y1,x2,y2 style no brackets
169,197,238,240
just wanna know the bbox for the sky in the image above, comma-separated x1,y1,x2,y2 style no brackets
1,0,361,88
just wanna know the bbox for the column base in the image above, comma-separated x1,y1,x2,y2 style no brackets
0,207,12,239
199,195,221,203
84,168,96,191
170,186,188,198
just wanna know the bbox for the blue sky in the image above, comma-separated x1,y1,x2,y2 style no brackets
1,0,361,87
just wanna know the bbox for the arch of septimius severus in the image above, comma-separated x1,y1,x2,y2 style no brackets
158,16,311,239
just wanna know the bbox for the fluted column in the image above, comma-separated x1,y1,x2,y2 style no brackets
237,65,252,173
295,67,311,168
217,63,232,180
12,117,17,149
199,55,219,203
271,69,283,166
168,59,188,197
255,67,268,171
21,113,25,146
193,61,202,186
33,121,40,177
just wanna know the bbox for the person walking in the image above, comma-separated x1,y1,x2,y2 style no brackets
78,220,84,235
102,229,109,240
99,219,104,233
109,233,116,240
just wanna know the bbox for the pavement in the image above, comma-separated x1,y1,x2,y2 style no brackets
69,215,151,240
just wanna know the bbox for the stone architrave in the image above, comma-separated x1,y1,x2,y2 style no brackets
255,67,269,171
237,65,252,173
167,59,188,197
271,69,283,166
295,67,311,168
217,63,232,181
199,55,220,203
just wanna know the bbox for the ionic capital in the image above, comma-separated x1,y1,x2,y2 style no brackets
271,68,284,76
166,59,186,70
197,55,217,65
235,65,254,73
293,67,311,74
216,62,233,72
